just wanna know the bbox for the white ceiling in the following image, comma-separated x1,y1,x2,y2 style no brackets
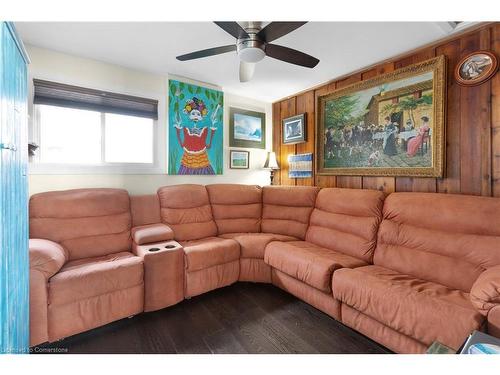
16,22,461,102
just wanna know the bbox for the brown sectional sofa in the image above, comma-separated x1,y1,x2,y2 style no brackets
28,184,500,354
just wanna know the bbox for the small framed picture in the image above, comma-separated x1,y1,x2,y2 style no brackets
229,150,250,169
229,108,266,149
283,113,306,144
455,51,498,86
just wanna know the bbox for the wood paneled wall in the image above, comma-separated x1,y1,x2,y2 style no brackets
272,23,500,196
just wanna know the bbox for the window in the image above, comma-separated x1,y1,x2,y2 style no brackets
31,79,159,173
36,105,154,165
104,113,153,163
38,105,102,164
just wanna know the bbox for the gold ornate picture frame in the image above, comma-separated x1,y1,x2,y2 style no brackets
316,55,446,177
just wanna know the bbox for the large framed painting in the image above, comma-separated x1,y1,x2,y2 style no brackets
168,79,224,175
317,55,446,177
229,107,266,149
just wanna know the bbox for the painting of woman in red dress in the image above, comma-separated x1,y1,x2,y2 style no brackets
168,80,224,175
407,116,430,157
174,97,220,174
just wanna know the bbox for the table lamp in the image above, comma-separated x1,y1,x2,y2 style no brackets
263,151,279,185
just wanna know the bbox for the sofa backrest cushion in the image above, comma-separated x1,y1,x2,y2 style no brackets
306,188,386,263
29,188,132,261
374,192,500,292
130,194,161,227
261,186,320,239
157,184,217,241
206,184,262,234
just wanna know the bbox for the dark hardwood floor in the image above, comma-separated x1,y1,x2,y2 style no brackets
35,282,391,354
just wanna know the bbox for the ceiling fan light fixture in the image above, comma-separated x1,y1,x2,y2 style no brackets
237,39,266,63
176,22,320,82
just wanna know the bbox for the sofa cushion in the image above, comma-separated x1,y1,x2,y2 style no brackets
130,194,161,227
375,192,500,292
332,265,484,350
180,237,240,272
30,188,132,260
264,240,367,293
219,232,297,258
261,186,319,239
306,188,385,263
206,184,262,234
49,252,143,306
158,184,217,241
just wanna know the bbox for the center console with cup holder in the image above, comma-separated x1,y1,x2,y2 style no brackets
131,223,184,312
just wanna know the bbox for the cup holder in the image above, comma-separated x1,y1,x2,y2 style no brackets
164,244,176,249
148,247,161,252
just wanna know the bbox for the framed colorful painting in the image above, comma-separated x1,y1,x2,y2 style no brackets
229,107,266,149
168,79,224,175
288,153,313,178
316,55,446,177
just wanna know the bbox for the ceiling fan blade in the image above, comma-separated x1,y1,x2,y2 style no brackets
176,45,236,61
214,21,250,40
265,44,319,68
257,22,308,43
239,61,256,82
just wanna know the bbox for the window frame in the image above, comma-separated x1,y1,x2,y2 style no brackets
29,103,164,175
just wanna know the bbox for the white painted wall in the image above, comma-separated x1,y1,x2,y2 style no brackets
26,45,273,195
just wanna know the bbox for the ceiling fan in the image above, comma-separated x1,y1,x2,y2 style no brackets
176,21,320,82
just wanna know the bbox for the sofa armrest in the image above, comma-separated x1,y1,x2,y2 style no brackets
29,239,67,279
131,223,174,245
470,265,500,315
487,305,500,338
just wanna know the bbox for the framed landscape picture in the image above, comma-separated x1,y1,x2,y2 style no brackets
229,108,266,149
317,55,446,177
229,150,249,169
283,113,306,144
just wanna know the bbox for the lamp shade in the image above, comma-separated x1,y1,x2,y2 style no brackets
263,151,279,170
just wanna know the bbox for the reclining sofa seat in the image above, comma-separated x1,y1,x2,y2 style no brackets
266,187,385,320
29,188,144,346
210,184,317,282
332,192,500,353
157,184,241,297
